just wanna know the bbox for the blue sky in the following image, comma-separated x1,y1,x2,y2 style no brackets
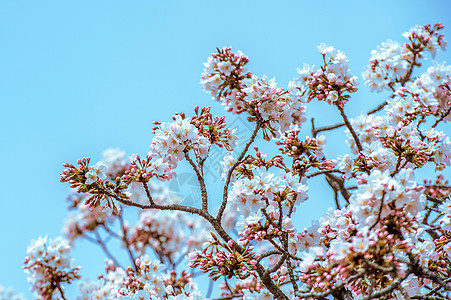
1,1,450,298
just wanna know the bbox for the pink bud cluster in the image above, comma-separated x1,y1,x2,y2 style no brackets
200,47,252,113
164,270,192,297
271,265,288,283
238,147,286,174
191,106,238,151
432,235,451,273
301,44,358,106
277,129,326,160
61,158,130,215
299,210,416,296
402,23,446,59
187,238,259,281
122,153,170,183
236,212,293,243
377,125,431,169
60,157,91,190
277,129,337,176
295,169,434,296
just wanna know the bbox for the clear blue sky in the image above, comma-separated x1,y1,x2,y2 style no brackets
1,1,450,298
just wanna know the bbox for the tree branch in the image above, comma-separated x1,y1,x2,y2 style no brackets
184,152,209,211
216,121,262,221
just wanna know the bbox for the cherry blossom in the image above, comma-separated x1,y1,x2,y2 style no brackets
13,23,451,300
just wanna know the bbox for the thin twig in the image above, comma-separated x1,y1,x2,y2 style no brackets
306,169,343,178
83,232,123,269
118,212,138,271
336,103,364,153
184,152,209,211
217,121,262,221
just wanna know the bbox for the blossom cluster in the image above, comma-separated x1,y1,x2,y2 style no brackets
23,236,80,299
148,109,239,178
238,76,307,139
60,157,130,215
341,58,451,175
340,98,451,176
415,62,451,121
150,114,209,172
295,169,436,297
24,23,451,300
218,277,268,299
298,44,358,106
228,167,308,219
363,23,446,92
129,209,211,262
201,48,308,140
362,39,410,92
77,257,204,300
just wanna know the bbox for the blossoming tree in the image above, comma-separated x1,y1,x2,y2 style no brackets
6,23,451,300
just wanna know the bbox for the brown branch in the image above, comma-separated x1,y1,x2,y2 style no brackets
184,152,209,211
217,121,262,222
306,169,344,178
336,103,363,153
432,106,451,128
264,253,287,277
257,250,281,262
369,191,386,230
118,212,138,271
313,100,388,136
285,257,299,294
401,50,418,86
56,284,67,300
212,295,243,300
325,173,351,202
426,195,446,204
361,278,403,300
313,122,346,135
296,271,367,298
367,101,388,115
142,182,289,299
332,286,353,300
412,278,451,299
411,297,449,300
313,50,418,137
83,232,123,269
